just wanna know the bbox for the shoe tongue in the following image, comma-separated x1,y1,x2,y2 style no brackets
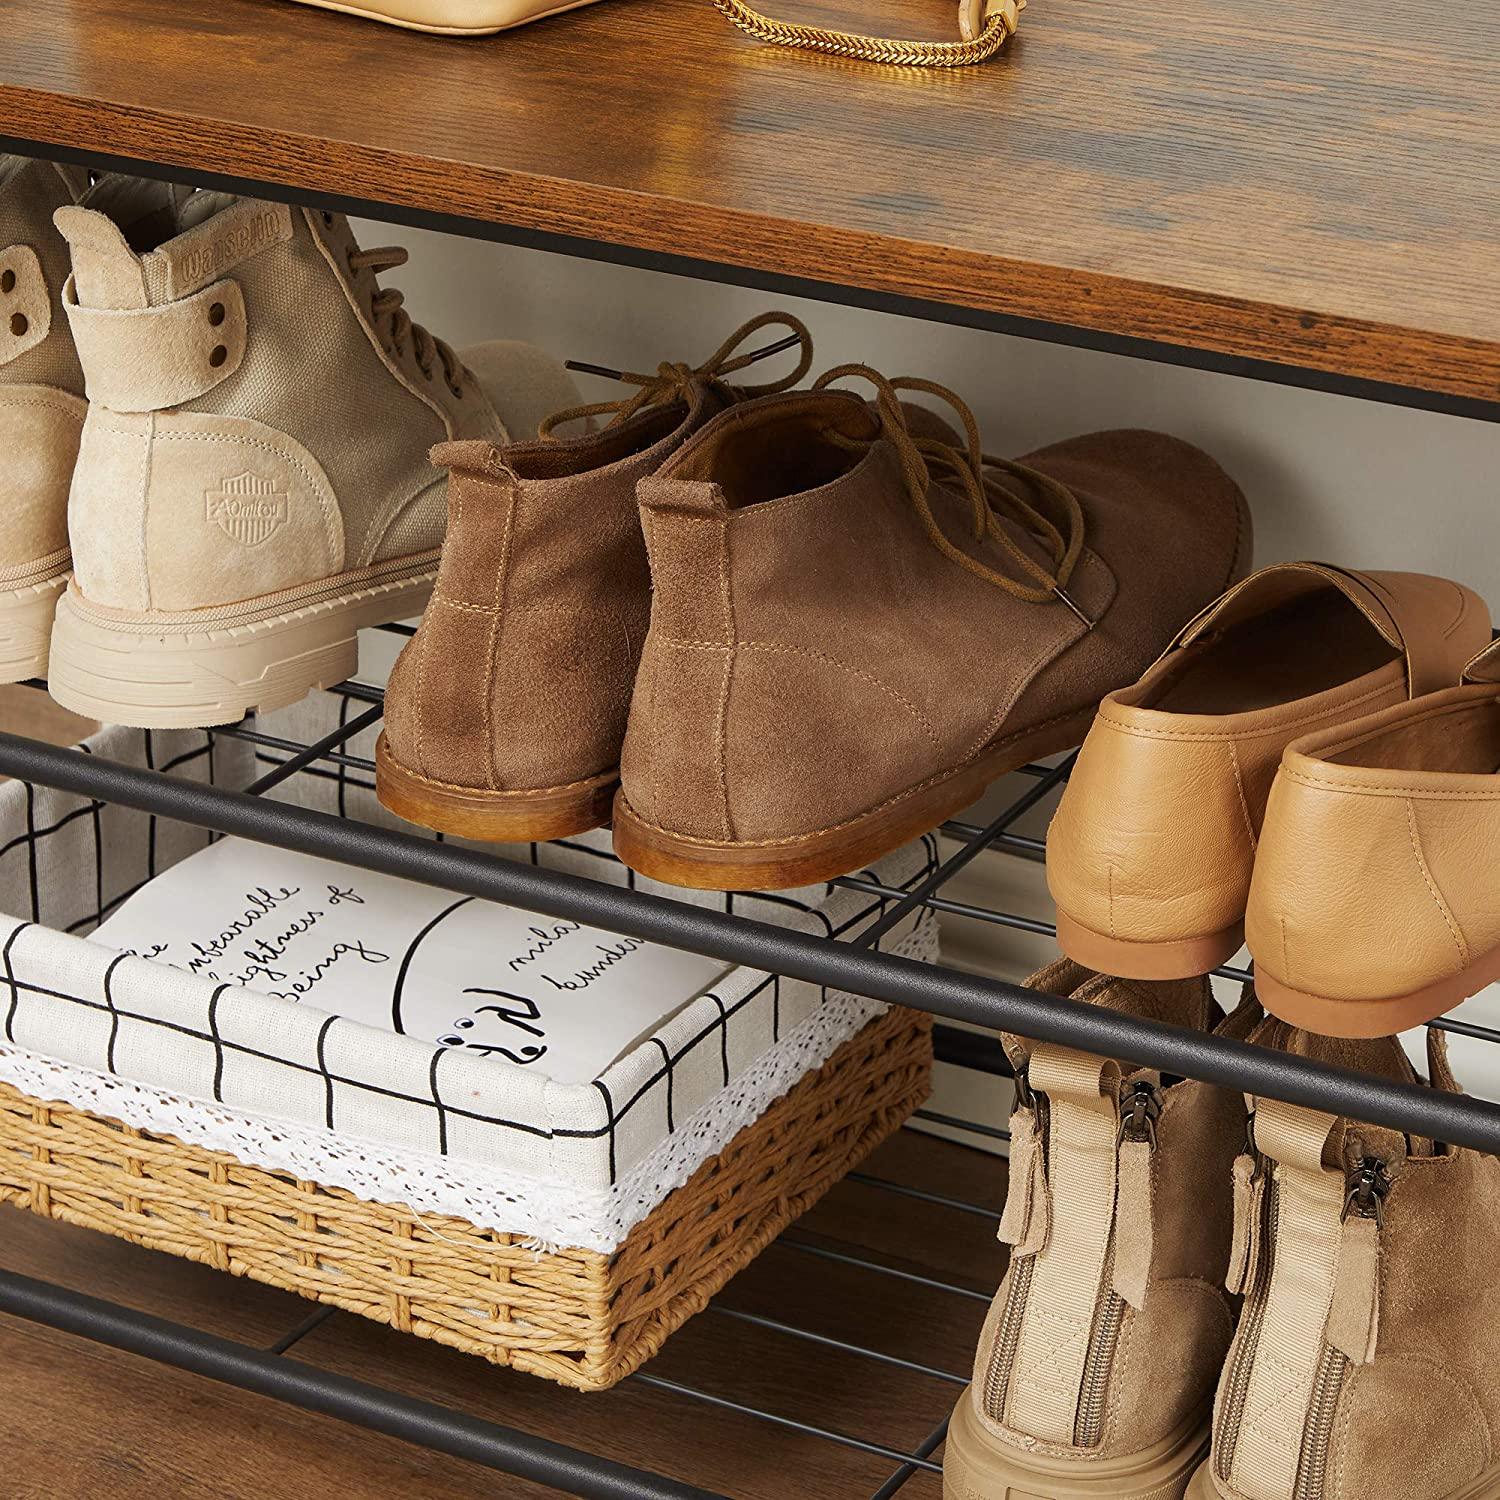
79,174,189,251
176,189,239,233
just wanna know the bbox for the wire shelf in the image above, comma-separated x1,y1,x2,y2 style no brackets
1,666,1497,1499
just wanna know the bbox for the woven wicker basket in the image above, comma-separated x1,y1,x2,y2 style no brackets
0,1002,930,1390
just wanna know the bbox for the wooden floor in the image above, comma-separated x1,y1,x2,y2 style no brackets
0,1127,1007,1499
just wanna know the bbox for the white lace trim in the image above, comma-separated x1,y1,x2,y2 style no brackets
0,923,937,1254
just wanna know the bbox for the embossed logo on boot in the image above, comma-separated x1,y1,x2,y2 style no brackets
207,472,289,547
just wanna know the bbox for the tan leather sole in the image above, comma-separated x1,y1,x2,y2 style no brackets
612,707,1097,892
1187,1458,1500,1500
1253,940,1500,1039
375,732,617,841
945,1387,1210,1500
0,570,66,684
1054,910,1244,981
283,0,602,33
47,556,438,729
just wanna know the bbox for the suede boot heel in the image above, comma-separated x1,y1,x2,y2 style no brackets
376,313,814,842
945,962,1256,1500
47,188,575,728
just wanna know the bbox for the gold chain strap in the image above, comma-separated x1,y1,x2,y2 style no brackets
710,0,1023,67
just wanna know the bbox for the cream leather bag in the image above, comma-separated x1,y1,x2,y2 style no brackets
291,0,1023,65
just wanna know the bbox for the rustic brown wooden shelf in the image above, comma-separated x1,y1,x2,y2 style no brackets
2,0,1498,412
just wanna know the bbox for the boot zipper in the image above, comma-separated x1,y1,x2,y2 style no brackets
1074,1270,1125,1447
1073,1080,1160,1448
1216,1121,1277,1482
1293,1345,1350,1500
1293,1156,1390,1500
982,1252,1035,1421
981,1073,1046,1423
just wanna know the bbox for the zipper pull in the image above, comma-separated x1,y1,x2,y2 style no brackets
1111,1079,1161,1310
1327,1155,1388,1364
1227,1122,1267,1296
997,1064,1050,1257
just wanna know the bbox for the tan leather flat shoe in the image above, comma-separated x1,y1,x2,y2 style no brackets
613,367,1251,891
1246,640,1500,1038
1046,563,1491,980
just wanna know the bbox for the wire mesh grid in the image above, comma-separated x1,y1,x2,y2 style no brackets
1,654,1500,1498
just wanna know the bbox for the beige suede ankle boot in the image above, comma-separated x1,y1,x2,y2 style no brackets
1189,1023,1500,1500
613,369,1250,890
45,188,576,728
376,314,812,841
945,961,1256,1500
0,153,91,680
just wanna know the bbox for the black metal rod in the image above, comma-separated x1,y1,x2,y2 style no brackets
914,1109,1012,1143
868,1415,952,1500
632,1373,943,1473
0,1271,724,1500
777,1241,992,1303
708,1306,967,1385
846,1171,997,1220
244,703,385,796
856,757,1073,950
5,730,1500,1154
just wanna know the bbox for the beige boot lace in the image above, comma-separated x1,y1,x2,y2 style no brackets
538,310,814,440
813,363,1090,624
346,245,467,396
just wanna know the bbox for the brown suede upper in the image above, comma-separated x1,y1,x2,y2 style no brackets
620,390,1251,844
382,387,721,795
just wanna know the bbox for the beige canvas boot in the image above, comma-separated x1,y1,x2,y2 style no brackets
0,153,90,680
45,187,576,728
1246,639,1500,1037
1188,1023,1500,1500
612,367,1250,890
946,961,1257,1500
1047,563,1490,980
376,313,812,841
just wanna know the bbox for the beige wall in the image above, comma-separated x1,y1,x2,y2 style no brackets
367,220,1500,1141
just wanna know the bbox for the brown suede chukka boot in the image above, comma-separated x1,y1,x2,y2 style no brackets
1246,638,1500,1037
0,154,95,680
945,961,1257,1500
613,367,1251,890
377,314,814,841
46,188,576,728
1188,1023,1500,1500
1047,563,1490,980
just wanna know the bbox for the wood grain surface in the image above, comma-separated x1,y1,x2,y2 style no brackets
0,0,1497,402
0,1127,1003,1498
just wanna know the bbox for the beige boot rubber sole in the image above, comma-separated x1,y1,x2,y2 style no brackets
0,571,67,684
375,732,618,842
944,1388,1210,1500
611,707,1097,892
1188,1459,1500,1500
46,558,439,730
1053,909,1245,981
1252,940,1500,1039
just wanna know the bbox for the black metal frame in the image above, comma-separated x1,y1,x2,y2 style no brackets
0,129,1494,1500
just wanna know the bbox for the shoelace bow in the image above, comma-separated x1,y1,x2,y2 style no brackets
538,310,815,440
813,364,1091,623
347,245,466,394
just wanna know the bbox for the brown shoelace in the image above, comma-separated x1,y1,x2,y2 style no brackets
538,310,815,439
813,363,1091,624
346,245,466,395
